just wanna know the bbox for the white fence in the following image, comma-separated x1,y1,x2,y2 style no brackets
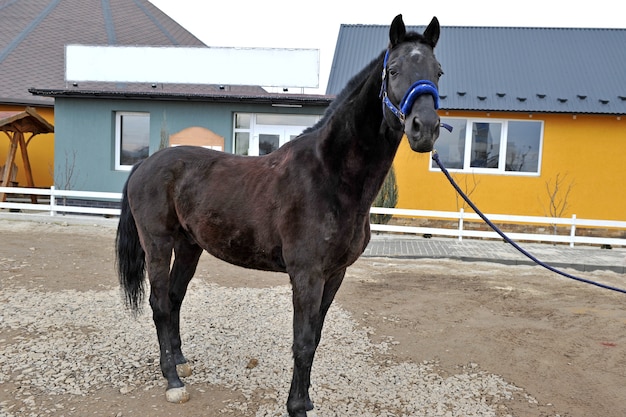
0,186,121,217
370,207,626,247
1,186,625,247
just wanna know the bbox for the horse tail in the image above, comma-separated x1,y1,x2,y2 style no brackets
116,162,146,314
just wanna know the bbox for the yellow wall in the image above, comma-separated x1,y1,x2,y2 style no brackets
0,105,55,187
394,111,626,221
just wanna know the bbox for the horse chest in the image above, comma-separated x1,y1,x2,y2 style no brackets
308,211,370,267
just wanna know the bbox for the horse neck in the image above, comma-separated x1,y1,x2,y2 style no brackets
319,55,404,209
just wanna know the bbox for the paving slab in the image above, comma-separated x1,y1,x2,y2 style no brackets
365,235,626,274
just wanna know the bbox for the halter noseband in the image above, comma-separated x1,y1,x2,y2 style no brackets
379,49,441,124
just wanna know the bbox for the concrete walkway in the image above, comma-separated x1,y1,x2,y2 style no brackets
365,234,626,274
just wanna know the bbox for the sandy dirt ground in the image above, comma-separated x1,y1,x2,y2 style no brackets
0,218,625,416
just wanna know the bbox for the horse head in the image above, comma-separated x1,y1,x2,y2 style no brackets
381,14,442,152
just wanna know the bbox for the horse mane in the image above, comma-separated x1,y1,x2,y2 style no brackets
304,31,427,135
302,53,382,134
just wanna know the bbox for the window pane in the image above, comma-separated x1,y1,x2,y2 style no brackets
432,118,466,169
234,132,250,155
120,114,149,166
235,113,251,129
259,134,279,155
506,121,541,172
470,122,501,168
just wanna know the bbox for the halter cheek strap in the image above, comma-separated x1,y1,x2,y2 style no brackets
379,49,441,124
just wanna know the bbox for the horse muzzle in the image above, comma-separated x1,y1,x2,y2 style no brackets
404,108,440,153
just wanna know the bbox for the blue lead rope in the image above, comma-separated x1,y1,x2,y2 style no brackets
431,150,626,295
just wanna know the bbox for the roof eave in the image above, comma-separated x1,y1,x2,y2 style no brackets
28,88,334,107
0,96,54,107
440,104,626,116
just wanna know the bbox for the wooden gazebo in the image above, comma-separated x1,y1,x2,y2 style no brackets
0,107,54,202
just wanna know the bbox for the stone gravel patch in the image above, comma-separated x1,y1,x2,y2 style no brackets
0,277,529,417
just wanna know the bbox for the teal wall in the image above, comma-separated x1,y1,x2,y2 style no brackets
53,97,326,193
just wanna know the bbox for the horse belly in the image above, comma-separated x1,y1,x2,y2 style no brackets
190,223,287,273
210,245,286,273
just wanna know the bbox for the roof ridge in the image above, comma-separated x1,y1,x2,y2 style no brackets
435,25,626,31
133,0,179,45
102,0,117,44
0,0,61,63
339,23,626,31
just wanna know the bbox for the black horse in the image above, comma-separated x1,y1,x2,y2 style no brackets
116,14,442,417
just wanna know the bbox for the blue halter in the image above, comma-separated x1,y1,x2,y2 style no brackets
379,49,441,124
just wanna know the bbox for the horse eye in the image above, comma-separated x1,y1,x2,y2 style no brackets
438,70,444,78
388,68,398,77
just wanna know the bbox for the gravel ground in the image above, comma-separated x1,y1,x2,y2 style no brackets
1,218,625,417
0,279,526,417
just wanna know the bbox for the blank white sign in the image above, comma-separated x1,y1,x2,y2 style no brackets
65,45,319,88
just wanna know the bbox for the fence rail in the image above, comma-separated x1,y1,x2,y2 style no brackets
370,207,626,247
0,186,122,216
1,186,625,247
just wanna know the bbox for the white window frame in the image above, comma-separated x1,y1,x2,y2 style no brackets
114,111,150,171
233,113,320,156
431,117,544,176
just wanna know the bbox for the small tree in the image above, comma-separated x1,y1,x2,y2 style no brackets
452,172,480,211
370,166,399,225
49,149,84,207
51,149,78,191
541,173,574,235
159,111,170,150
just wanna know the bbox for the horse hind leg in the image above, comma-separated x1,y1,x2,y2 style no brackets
144,235,189,403
169,236,203,379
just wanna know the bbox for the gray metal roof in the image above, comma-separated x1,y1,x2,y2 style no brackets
327,24,626,114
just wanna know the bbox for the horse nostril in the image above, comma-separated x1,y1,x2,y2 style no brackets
412,117,423,133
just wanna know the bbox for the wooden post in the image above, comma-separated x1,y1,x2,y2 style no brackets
17,131,37,203
0,132,18,202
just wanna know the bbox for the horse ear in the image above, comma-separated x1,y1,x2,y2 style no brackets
389,14,406,47
423,16,440,47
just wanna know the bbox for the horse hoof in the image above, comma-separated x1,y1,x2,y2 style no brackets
177,362,192,377
165,386,190,403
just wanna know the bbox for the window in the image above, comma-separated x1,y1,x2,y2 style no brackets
233,113,320,156
470,122,501,168
432,118,543,175
115,112,150,170
505,121,542,173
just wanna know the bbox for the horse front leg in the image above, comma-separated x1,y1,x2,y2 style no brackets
146,240,189,403
287,269,324,417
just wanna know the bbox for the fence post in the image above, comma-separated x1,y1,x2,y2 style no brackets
458,208,464,241
50,186,56,216
570,214,576,247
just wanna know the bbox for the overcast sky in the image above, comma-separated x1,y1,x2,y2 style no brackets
148,0,624,93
